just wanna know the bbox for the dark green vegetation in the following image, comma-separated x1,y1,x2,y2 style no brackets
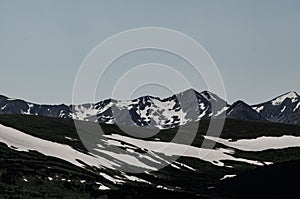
0,114,299,198
0,142,106,199
215,159,300,199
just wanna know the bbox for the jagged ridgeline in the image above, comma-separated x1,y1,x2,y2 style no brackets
0,89,299,128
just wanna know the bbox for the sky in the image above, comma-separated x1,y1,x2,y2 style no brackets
0,0,299,105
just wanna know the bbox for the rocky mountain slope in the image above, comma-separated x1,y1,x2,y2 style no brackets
252,91,300,125
0,90,299,128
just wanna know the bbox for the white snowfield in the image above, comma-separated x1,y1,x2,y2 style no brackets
1,122,299,176
205,135,300,151
0,124,118,169
103,134,266,167
0,123,165,172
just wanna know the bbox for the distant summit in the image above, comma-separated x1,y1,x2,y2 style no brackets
227,100,266,121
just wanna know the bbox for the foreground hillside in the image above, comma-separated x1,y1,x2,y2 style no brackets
0,115,299,198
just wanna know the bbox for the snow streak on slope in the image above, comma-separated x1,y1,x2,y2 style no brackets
252,91,300,125
0,121,269,170
0,121,268,170
205,135,300,151
271,92,298,105
102,134,266,167
0,124,167,172
0,124,119,169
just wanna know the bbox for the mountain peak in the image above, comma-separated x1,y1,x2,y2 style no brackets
279,91,299,98
178,88,199,96
232,100,248,106
272,91,299,105
284,91,298,97
227,100,266,121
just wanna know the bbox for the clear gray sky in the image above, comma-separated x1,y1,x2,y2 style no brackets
0,0,299,105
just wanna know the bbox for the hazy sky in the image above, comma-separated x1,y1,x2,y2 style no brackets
0,0,299,105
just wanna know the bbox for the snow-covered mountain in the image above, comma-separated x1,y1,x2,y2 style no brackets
252,91,300,125
72,89,228,129
0,90,299,128
0,94,72,118
0,90,228,129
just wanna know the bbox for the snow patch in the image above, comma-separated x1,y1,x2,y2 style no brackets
0,124,119,170
215,106,229,116
294,102,300,112
156,185,174,191
123,174,151,184
281,106,286,112
99,172,125,184
255,106,264,113
99,185,110,190
104,134,265,167
272,92,298,105
205,135,300,151
220,174,236,180
64,136,78,141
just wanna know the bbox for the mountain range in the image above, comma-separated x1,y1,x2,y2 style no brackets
0,90,299,198
0,89,299,128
